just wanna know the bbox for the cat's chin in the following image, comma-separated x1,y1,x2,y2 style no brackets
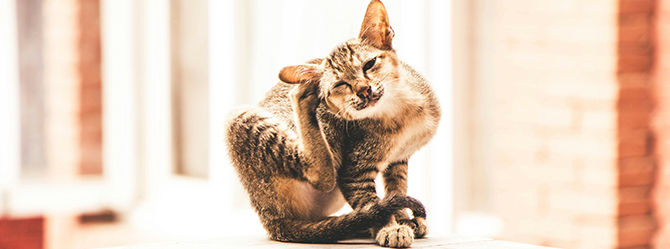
346,103,390,121
343,93,404,120
367,98,380,108
329,99,383,120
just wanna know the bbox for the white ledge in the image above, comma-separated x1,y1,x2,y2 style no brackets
105,234,558,249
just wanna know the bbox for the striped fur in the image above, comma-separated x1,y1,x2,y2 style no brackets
224,0,439,247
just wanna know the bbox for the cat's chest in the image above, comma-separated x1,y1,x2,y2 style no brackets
341,113,437,169
385,114,437,164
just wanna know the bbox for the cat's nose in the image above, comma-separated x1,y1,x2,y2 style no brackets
357,85,372,99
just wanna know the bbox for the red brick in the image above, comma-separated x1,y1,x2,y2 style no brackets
618,55,653,72
619,12,653,27
619,112,651,129
618,99,654,113
620,156,655,169
619,25,652,43
618,215,655,247
76,0,102,176
619,201,651,215
619,73,651,88
619,157,655,187
619,87,652,99
80,85,102,113
619,142,649,157
620,186,651,202
618,41,653,57
619,0,655,13
620,170,655,187
0,217,44,249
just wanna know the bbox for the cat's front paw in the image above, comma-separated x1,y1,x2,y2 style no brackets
375,224,414,248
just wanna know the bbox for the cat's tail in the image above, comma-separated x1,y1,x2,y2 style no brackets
265,195,426,243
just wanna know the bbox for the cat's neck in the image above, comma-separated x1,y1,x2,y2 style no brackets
372,68,428,120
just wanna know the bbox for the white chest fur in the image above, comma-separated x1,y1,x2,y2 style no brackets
385,113,438,168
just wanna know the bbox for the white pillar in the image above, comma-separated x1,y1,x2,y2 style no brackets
101,0,138,209
0,0,21,190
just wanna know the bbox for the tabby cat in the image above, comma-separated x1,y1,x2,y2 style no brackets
224,0,441,247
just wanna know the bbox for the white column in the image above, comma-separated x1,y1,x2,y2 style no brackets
142,0,173,195
101,0,138,209
0,0,21,191
42,0,80,179
208,0,237,210
427,0,454,234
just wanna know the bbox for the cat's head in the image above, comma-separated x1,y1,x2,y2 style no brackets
279,0,404,120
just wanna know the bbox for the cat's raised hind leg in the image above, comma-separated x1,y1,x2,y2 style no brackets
278,63,339,192
288,78,338,192
225,104,334,192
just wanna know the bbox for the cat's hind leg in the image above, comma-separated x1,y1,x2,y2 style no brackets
225,107,303,180
225,107,338,221
227,105,333,183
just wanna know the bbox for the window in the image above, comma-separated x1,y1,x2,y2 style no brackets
1,0,455,243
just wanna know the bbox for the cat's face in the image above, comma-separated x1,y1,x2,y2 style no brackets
318,41,400,120
278,0,398,120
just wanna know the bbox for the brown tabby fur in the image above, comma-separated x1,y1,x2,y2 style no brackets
224,0,440,247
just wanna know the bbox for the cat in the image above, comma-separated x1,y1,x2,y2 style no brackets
224,0,441,247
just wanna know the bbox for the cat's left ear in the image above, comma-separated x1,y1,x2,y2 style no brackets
359,0,394,50
278,64,323,84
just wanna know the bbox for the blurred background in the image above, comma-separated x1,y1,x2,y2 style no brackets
0,0,668,248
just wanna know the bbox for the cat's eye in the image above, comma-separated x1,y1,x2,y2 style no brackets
334,81,350,89
363,57,377,72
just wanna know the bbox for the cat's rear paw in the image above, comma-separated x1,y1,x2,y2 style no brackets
375,224,414,248
413,217,428,238
399,217,428,238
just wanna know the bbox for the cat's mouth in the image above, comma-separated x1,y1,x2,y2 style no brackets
355,89,384,110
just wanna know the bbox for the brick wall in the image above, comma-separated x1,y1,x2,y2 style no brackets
42,0,102,177
477,0,664,248
617,0,656,248
652,0,670,247
43,0,81,179
0,217,44,249
77,0,103,175
482,0,620,248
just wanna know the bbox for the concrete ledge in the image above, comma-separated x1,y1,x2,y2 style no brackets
106,234,558,248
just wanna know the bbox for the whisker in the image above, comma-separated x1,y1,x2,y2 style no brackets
380,71,392,82
334,106,346,118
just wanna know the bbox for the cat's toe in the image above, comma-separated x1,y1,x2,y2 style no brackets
375,224,414,248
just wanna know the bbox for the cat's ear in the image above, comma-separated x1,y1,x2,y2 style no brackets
359,0,394,50
278,64,323,84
